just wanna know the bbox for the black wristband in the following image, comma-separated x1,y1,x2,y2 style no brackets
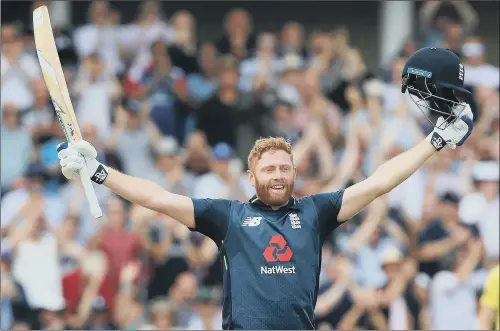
91,164,109,184
430,132,446,151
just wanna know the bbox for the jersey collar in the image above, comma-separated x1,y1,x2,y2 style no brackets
249,195,299,211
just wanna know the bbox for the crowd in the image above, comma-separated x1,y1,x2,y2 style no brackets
1,0,499,330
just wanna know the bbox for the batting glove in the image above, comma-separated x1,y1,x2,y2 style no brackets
426,102,474,151
57,141,109,184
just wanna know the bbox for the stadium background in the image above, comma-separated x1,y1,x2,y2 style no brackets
1,0,499,330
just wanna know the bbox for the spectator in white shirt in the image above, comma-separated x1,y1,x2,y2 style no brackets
462,36,499,89
1,104,34,194
1,24,42,110
459,160,499,267
119,0,175,63
73,53,122,141
193,143,250,201
429,238,484,330
73,1,123,75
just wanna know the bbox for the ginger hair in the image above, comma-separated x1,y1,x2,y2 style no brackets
247,137,293,171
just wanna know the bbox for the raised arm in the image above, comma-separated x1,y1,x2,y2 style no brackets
337,105,473,222
58,141,196,228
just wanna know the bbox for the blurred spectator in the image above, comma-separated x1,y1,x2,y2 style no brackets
186,287,223,330
462,36,499,89
459,161,499,268
278,21,307,59
196,57,263,154
215,8,256,59
118,0,175,63
151,135,196,195
90,197,145,312
106,102,161,180
416,191,475,278
1,162,68,233
1,104,34,194
1,24,42,110
136,40,193,143
193,142,250,201
239,32,281,93
187,43,218,105
73,0,123,75
73,53,123,141
168,10,199,74
428,238,483,329
21,79,54,141
419,0,479,52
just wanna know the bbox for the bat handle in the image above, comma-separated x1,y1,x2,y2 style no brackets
79,165,103,219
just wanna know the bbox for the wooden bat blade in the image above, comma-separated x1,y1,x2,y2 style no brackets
33,6,103,219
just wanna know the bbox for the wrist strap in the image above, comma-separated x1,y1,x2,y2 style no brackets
91,163,109,184
427,132,446,151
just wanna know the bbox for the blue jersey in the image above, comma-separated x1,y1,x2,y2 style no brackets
190,190,344,330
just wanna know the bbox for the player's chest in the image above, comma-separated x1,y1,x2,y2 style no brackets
232,210,319,258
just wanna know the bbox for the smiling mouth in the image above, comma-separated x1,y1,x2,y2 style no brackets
270,185,285,190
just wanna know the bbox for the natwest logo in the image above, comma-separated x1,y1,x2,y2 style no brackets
263,235,293,262
261,265,296,274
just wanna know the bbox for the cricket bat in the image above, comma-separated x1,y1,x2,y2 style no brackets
33,5,103,219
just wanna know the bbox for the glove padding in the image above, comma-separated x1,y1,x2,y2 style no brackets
426,102,474,151
57,141,108,184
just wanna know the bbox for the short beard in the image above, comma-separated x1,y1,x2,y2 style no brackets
255,177,294,207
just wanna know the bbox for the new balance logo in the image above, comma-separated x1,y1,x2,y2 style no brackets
431,132,445,151
242,216,262,227
91,164,108,184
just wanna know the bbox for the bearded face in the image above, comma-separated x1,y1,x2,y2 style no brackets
249,150,296,207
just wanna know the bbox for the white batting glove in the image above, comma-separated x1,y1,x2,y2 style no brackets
426,102,474,151
57,141,109,184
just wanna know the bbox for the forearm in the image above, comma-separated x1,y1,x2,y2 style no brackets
417,237,460,261
104,168,167,211
455,241,482,283
478,306,496,330
103,168,194,227
375,140,436,194
315,283,347,316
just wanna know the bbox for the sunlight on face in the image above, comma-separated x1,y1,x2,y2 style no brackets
249,149,295,207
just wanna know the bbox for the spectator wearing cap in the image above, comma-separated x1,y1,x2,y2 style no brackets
462,36,499,89
152,135,195,196
192,143,249,201
459,160,499,267
186,287,223,330
417,191,479,278
1,103,34,195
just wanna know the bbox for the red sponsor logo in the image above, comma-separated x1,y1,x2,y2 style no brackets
263,235,293,262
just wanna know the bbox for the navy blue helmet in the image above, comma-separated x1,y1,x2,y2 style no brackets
401,47,472,129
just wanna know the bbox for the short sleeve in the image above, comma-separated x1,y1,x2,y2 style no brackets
310,190,345,240
190,198,232,246
480,266,499,310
